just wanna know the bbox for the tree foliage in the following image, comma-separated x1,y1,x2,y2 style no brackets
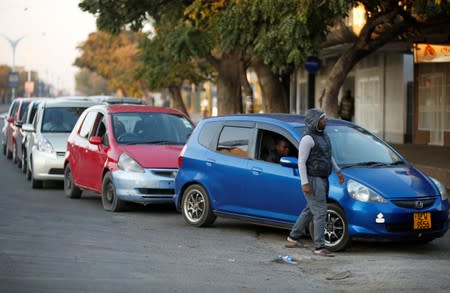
74,30,145,97
75,68,109,96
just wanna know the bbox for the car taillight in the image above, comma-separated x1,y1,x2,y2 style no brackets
177,155,183,168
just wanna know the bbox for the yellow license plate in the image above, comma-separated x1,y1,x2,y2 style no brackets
413,212,432,230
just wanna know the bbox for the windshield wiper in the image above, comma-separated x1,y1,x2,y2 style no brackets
387,160,405,166
341,161,388,169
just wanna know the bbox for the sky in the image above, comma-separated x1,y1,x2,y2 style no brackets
0,0,97,95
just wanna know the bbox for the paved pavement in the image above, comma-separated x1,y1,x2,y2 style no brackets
2,103,449,189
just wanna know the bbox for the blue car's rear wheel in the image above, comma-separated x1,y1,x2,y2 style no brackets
181,184,216,227
309,203,350,251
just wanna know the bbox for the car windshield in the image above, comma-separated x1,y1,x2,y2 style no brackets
295,125,402,167
112,112,194,145
41,107,87,133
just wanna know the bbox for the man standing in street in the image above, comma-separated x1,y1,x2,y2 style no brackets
287,108,345,257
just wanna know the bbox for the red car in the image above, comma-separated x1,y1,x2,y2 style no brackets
2,98,32,164
64,104,195,212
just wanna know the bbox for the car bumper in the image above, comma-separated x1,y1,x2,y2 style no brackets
112,169,176,204
346,198,449,240
32,149,65,180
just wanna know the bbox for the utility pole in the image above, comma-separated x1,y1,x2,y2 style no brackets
1,35,25,101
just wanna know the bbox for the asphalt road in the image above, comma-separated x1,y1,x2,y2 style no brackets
0,115,449,293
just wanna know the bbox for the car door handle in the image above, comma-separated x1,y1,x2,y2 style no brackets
206,159,215,167
251,167,262,175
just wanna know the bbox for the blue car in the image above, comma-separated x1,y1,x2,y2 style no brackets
174,114,449,251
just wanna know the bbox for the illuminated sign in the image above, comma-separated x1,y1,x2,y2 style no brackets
414,43,450,63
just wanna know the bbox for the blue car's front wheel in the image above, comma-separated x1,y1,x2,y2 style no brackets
309,203,350,251
181,184,216,227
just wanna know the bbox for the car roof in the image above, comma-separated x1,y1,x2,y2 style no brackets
40,98,101,108
88,104,189,116
202,113,352,127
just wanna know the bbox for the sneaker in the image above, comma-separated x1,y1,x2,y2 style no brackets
313,248,335,257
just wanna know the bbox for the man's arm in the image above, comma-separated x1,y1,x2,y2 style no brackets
298,135,314,186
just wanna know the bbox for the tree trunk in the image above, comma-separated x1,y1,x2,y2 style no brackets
321,48,360,118
322,10,413,117
168,84,190,118
253,60,288,113
215,50,243,115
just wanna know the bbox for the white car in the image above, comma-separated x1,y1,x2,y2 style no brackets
22,98,101,188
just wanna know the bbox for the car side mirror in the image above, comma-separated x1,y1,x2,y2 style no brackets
22,123,35,132
89,136,102,145
7,117,14,123
280,156,298,168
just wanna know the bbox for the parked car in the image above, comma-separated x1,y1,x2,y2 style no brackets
21,98,48,177
2,98,32,165
64,104,194,212
22,98,101,188
174,114,449,251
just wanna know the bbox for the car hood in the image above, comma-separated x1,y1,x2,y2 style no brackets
344,165,438,199
121,145,183,168
42,133,70,152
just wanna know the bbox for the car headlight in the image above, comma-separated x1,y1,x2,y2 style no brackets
347,179,386,203
117,153,144,173
431,177,448,201
37,136,54,153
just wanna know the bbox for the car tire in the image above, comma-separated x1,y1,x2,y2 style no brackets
181,184,216,227
16,148,22,169
12,143,17,164
102,172,126,212
30,163,43,189
21,150,27,173
26,162,32,180
64,164,82,198
308,203,350,252
6,146,12,159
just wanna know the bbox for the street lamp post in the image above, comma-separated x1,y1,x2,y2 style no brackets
1,35,25,101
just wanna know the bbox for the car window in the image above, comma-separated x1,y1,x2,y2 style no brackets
257,129,297,163
326,125,401,166
112,112,193,145
8,100,19,118
27,103,39,124
18,101,31,123
41,107,87,133
198,121,221,150
294,125,401,166
92,114,108,146
79,111,98,138
216,126,252,158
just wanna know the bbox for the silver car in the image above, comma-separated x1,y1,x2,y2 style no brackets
22,98,101,188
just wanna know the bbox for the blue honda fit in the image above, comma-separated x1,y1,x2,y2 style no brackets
174,114,449,251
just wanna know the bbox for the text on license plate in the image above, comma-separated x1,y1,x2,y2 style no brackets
413,212,431,230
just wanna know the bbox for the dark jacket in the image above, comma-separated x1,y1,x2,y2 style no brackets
304,108,332,178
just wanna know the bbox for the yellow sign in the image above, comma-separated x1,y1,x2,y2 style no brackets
414,44,450,63
413,212,432,230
